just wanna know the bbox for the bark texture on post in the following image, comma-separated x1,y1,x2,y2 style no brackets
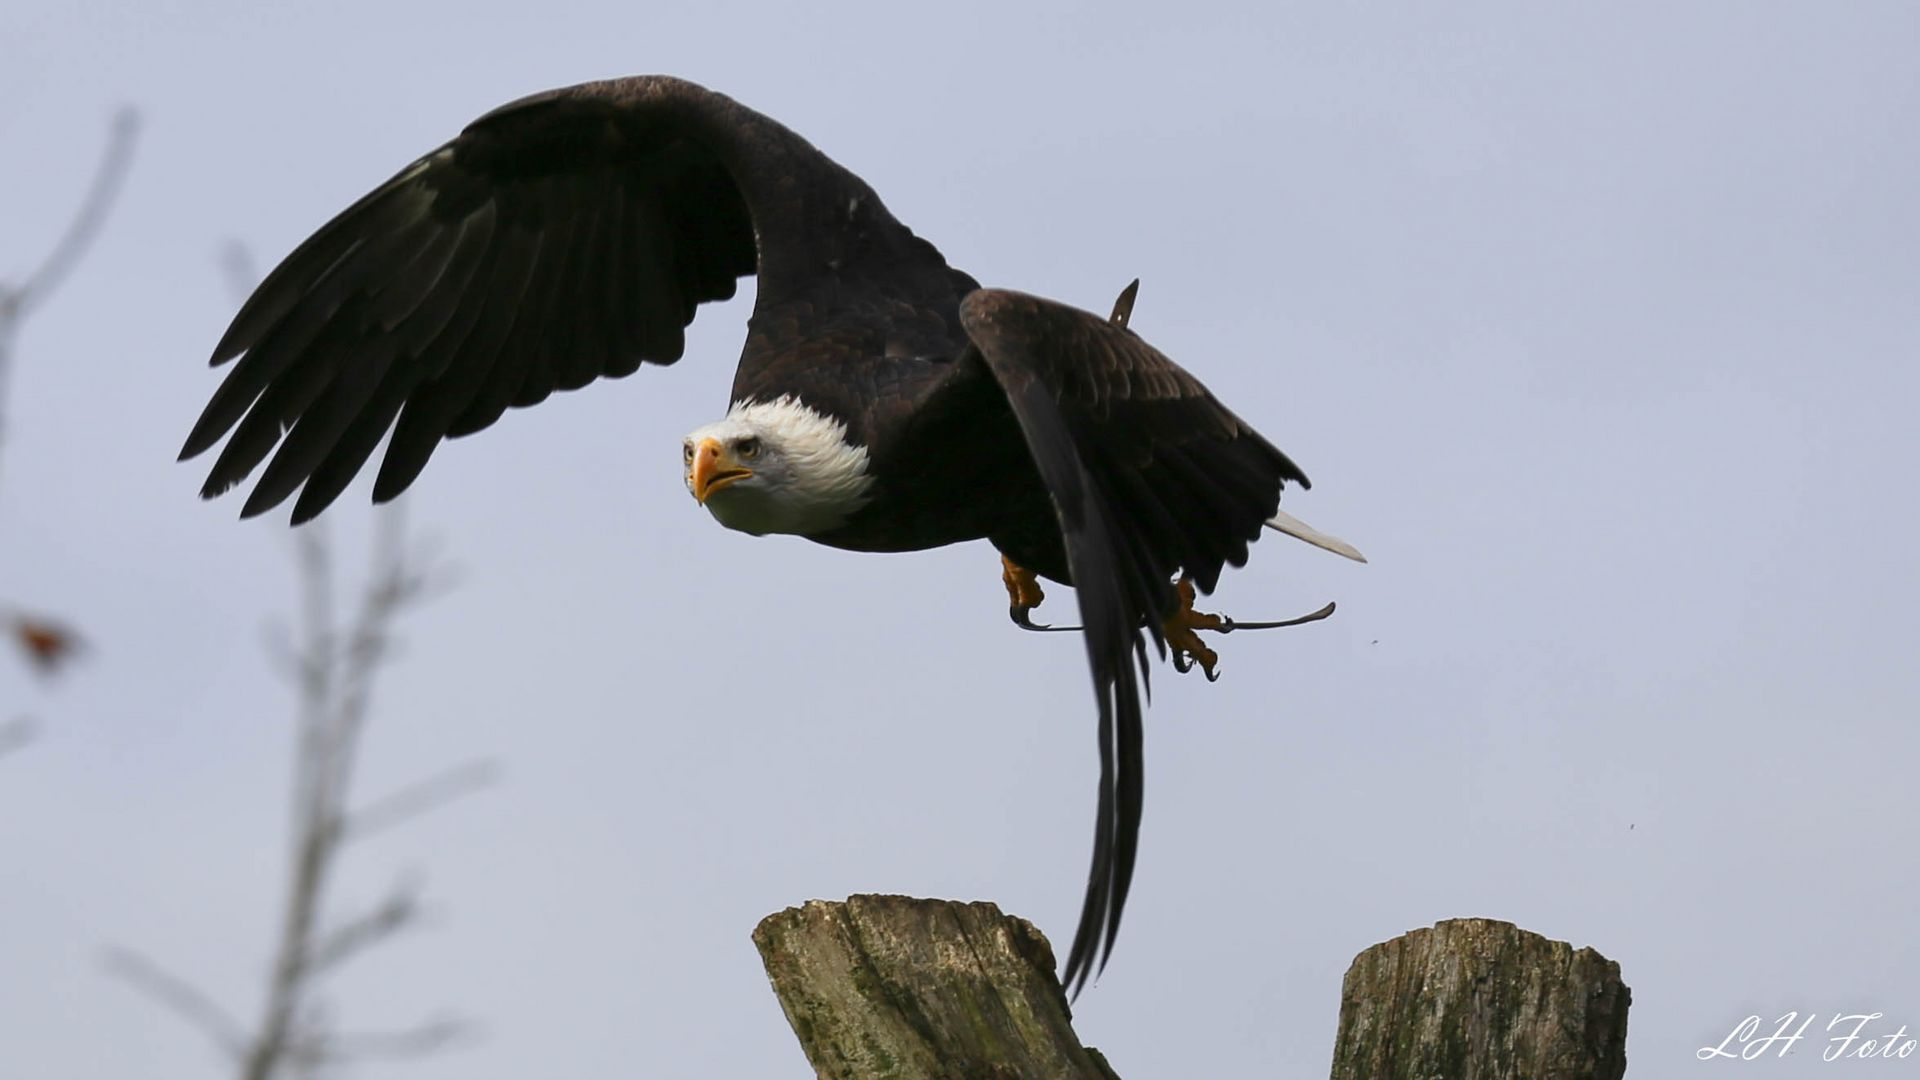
754,895,1120,1080
1331,918,1629,1080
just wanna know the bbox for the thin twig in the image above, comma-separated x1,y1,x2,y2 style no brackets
240,528,339,1079
307,879,419,975
101,947,249,1059
329,1017,473,1059
118,250,477,1079
239,507,473,1080
285,1017,473,1068
7,108,142,317
1,108,136,676
349,759,500,842
0,109,140,460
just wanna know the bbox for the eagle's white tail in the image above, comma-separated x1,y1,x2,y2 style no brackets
1266,508,1367,563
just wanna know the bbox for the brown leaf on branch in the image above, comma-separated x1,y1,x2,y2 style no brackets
10,613,84,677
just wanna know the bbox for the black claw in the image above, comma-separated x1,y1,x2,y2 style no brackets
1010,606,1081,633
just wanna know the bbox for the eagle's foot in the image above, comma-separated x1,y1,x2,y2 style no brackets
1003,555,1078,632
1163,578,1342,681
1163,577,1227,681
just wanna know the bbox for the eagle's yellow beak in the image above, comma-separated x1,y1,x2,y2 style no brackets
691,438,753,503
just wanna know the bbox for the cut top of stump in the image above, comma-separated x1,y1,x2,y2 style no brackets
1332,917,1630,1080
754,895,1121,1080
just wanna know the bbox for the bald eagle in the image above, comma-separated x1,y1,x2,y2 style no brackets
181,76,1364,994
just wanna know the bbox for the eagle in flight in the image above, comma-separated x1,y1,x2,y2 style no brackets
181,76,1364,995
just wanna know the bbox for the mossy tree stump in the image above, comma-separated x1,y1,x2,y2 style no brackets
754,902,1629,1079
753,895,1120,1079
1331,918,1630,1080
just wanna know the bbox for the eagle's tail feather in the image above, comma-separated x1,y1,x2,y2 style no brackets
1265,508,1367,563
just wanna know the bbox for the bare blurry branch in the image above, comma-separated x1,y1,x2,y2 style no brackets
102,946,248,1059
240,507,464,1080
118,247,480,1080
308,879,420,976
1,108,140,458
286,1016,473,1069
349,759,499,842
260,617,303,686
7,108,141,318
1,109,136,677
332,1017,474,1059
113,511,476,1079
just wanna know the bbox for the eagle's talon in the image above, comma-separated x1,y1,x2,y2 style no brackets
1004,554,1081,633
1011,606,1078,633
1159,577,1338,675
1162,576,1227,678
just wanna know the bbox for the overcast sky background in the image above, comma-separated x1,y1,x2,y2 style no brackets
4,1,1917,1076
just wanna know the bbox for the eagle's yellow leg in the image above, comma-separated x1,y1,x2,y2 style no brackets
1003,554,1075,631
1002,554,1044,611
1004,556,1336,659
1164,576,1227,680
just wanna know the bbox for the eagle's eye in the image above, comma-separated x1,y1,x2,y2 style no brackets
736,436,761,460
682,443,695,465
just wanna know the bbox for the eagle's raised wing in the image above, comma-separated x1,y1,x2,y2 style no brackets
958,287,1312,995
182,76,943,523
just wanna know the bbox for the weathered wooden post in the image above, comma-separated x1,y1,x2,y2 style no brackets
1330,918,1630,1080
754,895,1120,1079
755,900,1629,1080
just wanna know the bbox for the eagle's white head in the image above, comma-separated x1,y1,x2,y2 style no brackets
682,396,875,537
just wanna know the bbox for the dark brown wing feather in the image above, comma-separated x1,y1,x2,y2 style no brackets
181,76,895,522
959,287,1309,995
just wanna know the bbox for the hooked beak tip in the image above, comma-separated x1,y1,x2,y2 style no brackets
691,438,751,503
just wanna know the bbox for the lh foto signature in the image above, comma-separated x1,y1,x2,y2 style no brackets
1700,1013,1916,1062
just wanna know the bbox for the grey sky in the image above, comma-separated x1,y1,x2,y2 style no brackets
4,1,1917,1076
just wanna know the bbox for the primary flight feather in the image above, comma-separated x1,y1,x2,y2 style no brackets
183,75,1363,994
